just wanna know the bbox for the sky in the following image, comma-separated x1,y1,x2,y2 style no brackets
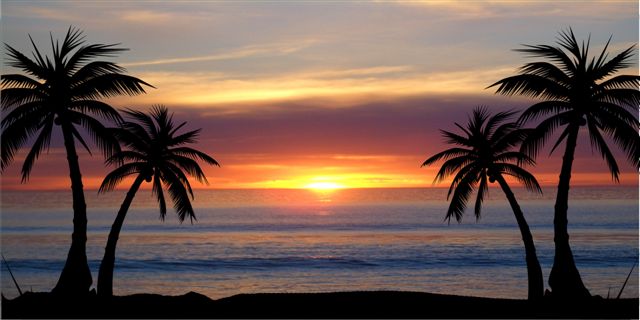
1,0,638,190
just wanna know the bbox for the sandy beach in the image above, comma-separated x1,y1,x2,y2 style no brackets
3,290,638,318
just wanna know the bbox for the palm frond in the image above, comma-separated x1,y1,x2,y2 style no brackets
99,163,145,193
68,111,120,157
517,100,572,124
491,124,526,153
474,173,488,220
70,61,126,86
514,44,576,75
71,73,152,99
440,129,471,147
594,102,639,129
489,74,568,100
595,89,640,112
66,44,127,75
548,124,573,156
519,112,572,157
68,100,122,124
28,34,53,70
122,109,158,140
170,147,220,166
152,170,167,219
591,45,636,81
1,101,46,128
1,110,47,170
586,118,620,181
599,75,640,90
434,155,476,183
3,44,50,80
106,150,146,166
1,74,42,89
519,61,571,85
596,114,640,169
446,161,478,199
69,123,93,155
169,154,209,184
422,147,470,167
495,163,542,194
20,116,54,182
170,129,200,147
163,162,195,198
1,88,45,110
160,167,196,223
445,167,479,223
493,151,536,167
57,26,85,61
484,109,517,138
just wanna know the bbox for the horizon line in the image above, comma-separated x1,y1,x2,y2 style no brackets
1,183,637,192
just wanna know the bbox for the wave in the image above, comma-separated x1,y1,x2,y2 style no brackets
7,253,637,274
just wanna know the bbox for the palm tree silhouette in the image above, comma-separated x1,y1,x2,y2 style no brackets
1,27,152,295
489,29,639,298
423,107,544,300
97,105,219,297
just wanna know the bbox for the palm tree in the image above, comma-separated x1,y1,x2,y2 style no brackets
1,27,152,295
97,105,219,297
489,29,639,298
422,107,544,300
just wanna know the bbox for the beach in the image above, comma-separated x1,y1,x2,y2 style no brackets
3,290,638,318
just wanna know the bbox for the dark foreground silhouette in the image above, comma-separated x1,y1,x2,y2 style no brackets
2,291,637,319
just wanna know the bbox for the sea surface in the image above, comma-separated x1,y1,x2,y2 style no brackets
1,186,638,300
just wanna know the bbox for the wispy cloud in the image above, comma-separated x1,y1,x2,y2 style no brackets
386,0,635,20
122,40,319,67
109,65,515,107
119,10,174,24
7,6,85,22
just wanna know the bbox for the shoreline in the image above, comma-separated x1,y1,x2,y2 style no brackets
3,290,638,318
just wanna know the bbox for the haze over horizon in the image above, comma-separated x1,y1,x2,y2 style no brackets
2,1,638,190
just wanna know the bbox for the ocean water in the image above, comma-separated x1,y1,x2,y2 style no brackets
1,186,638,300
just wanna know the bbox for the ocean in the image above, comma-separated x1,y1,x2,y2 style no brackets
1,186,638,300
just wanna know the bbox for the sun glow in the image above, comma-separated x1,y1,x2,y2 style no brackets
304,181,345,190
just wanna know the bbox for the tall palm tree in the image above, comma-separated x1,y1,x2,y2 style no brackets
1,27,152,295
489,29,639,298
97,105,219,297
422,107,544,300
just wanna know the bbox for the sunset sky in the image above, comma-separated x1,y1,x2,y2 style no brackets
1,1,638,190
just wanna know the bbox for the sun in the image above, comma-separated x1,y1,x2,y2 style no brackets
304,181,345,190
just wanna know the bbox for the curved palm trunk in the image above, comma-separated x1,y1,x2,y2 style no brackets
548,125,590,298
52,122,92,295
495,175,544,300
97,174,145,297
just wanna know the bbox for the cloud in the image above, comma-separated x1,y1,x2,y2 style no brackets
119,10,174,24
5,6,86,22
121,40,319,67
109,65,517,108
386,0,636,20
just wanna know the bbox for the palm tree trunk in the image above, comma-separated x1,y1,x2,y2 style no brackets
52,122,92,296
548,124,590,298
97,174,145,297
495,175,544,300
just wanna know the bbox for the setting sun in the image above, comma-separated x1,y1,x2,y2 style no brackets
304,181,345,190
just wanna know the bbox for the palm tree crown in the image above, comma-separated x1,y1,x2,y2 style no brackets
1,26,153,294
1,27,153,177
422,107,541,222
99,105,219,222
488,28,638,298
489,28,639,179
423,107,545,300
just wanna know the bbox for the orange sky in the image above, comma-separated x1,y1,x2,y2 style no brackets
1,1,638,191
